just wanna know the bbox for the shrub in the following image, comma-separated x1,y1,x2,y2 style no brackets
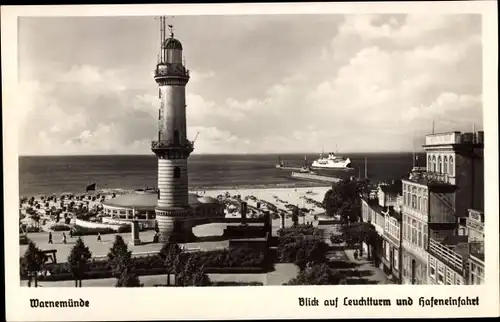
50,224,71,231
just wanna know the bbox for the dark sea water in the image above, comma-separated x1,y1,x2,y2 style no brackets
18,153,425,196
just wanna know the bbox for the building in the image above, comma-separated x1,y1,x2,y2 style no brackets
100,191,224,229
360,196,385,265
379,182,403,283
361,181,403,282
467,208,484,284
401,131,484,284
151,19,194,242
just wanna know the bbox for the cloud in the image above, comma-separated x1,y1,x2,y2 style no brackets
17,14,483,155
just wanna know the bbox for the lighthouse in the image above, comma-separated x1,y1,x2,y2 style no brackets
151,17,193,242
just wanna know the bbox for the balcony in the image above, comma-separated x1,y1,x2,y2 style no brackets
154,64,190,79
408,171,454,187
424,131,484,147
151,140,194,153
428,238,466,274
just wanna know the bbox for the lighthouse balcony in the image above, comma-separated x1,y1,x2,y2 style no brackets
154,64,190,78
151,140,194,153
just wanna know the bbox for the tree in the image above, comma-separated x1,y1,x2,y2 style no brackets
67,237,92,287
341,222,378,258
22,241,44,287
323,179,366,224
292,207,299,227
107,235,132,277
115,266,142,287
286,263,341,285
159,241,182,286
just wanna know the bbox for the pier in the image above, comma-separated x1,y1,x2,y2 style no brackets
290,172,342,184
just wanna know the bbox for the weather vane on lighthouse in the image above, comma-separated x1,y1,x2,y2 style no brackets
168,24,174,37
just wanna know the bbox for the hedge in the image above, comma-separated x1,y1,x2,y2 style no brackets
20,247,269,282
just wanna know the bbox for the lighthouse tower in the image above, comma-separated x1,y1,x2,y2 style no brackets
152,17,193,242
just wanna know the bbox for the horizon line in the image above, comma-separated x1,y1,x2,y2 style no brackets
18,151,427,157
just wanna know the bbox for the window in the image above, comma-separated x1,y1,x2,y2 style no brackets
174,167,181,179
417,222,423,248
470,263,484,285
444,156,448,174
432,156,436,172
429,257,436,280
417,196,421,211
403,193,407,205
449,156,454,176
437,263,445,284
423,224,428,249
385,242,391,260
411,219,417,245
428,156,432,171
422,198,427,213
438,156,442,173
456,276,462,285
393,249,399,270
446,270,453,285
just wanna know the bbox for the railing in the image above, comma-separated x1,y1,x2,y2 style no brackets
425,132,461,146
428,238,464,273
151,140,194,151
154,65,190,78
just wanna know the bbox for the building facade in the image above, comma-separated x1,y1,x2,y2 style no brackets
401,131,484,285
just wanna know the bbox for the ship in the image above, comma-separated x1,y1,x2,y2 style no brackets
310,152,355,174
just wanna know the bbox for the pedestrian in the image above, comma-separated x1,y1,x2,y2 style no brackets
97,232,101,242
48,232,53,244
354,250,359,260
62,232,67,244
69,229,73,238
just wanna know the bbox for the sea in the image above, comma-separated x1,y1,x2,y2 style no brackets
19,153,425,197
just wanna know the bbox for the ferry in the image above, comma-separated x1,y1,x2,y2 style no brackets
311,152,355,173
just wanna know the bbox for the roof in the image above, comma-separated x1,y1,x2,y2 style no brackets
379,181,402,194
198,196,218,204
163,37,183,50
102,191,213,210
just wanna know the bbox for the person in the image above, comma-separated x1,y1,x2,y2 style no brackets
97,232,101,242
354,250,359,260
69,229,73,238
48,232,53,244
62,232,67,244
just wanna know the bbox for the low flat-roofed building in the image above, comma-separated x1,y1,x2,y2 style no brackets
101,190,224,229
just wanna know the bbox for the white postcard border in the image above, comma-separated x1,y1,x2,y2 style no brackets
2,2,499,321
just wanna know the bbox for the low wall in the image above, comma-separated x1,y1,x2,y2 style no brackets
74,218,126,232
101,217,156,229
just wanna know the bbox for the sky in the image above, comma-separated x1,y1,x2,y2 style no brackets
17,14,483,155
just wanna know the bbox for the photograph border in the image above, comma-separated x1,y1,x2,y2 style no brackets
2,2,499,321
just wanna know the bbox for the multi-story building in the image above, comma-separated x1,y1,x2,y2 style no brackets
401,131,484,284
361,196,384,262
467,208,484,284
381,193,403,283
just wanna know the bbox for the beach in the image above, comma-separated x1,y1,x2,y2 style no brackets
19,185,333,260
